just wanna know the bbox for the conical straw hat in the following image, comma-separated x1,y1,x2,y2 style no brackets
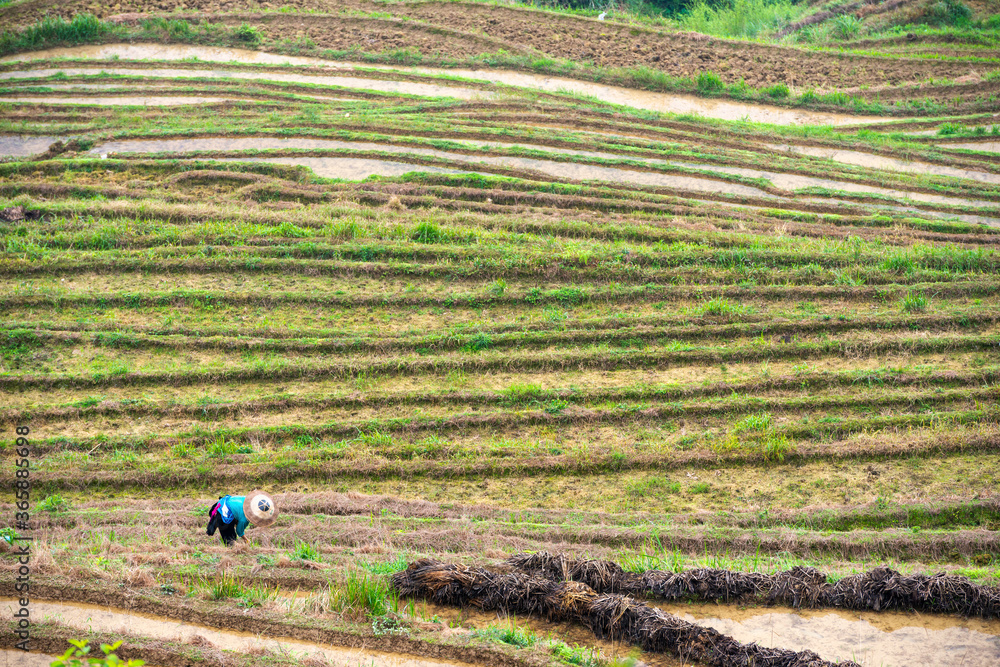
243,490,277,527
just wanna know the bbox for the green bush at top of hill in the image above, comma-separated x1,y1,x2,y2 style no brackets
680,0,800,38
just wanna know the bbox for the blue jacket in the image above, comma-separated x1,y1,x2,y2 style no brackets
218,495,250,537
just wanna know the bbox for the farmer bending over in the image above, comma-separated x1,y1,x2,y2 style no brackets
206,489,277,545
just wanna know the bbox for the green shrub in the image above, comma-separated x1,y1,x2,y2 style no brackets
209,573,245,600
465,331,492,352
38,495,70,512
759,433,792,462
52,639,144,667
626,477,681,497
797,89,818,104
926,0,972,26
473,621,538,647
233,23,261,43
734,411,773,433
411,220,441,243
0,14,108,56
342,570,397,616
682,0,798,38
901,292,928,313
727,78,752,99
937,122,963,135
207,435,251,458
291,540,322,561
831,14,862,40
700,297,745,316
696,71,725,94
762,82,790,99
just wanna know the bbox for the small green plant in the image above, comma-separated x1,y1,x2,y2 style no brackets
925,0,972,26
0,526,15,544
38,495,70,512
465,331,492,352
699,297,743,317
626,477,681,497
411,220,441,243
170,442,192,458
342,570,398,616
206,435,251,458
473,620,538,647
762,83,789,99
733,412,773,432
52,639,144,667
362,553,409,575
696,71,725,94
831,14,862,40
937,122,962,136
209,573,244,600
372,614,409,636
291,540,322,562
901,293,928,313
233,23,261,43
486,278,507,298
691,482,711,494
759,433,792,462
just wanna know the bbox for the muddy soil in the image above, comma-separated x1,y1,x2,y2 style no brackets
1,44,889,125
0,598,480,667
0,1,986,90
0,650,56,667
3,95,231,105
768,143,1000,186
0,134,61,156
418,598,1000,667
658,602,1000,667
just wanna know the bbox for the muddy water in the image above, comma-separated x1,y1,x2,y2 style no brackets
0,67,492,101
218,156,471,179
1,44,892,126
0,134,59,156
3,83,357,102
769,143,1000,186
0,598,476,667
657,601,1000,667
90,137,773,197
78,134,1000,207
946,141,1000,153
3,95,230,105
419,599,1000,667
409,602,680,667
685,161,1000,209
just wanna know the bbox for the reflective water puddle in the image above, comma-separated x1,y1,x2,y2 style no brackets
769,143,1000,186
0,66,492,101
1,44,892,126
414,598,1000,667
2,95,230,105
945,141,1000,153
0,134,60,156
658,601,1000,667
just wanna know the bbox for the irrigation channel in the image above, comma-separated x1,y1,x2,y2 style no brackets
0,598,478,667
4,27,1000,667
392,559,1000,667
0,44,889,126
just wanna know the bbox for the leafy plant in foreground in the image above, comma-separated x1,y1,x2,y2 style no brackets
52,639,144,667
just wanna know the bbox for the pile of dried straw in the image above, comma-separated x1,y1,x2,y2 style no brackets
392,559,860,667
508,552,1000,617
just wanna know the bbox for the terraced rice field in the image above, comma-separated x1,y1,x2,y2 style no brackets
1,2,1000,667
